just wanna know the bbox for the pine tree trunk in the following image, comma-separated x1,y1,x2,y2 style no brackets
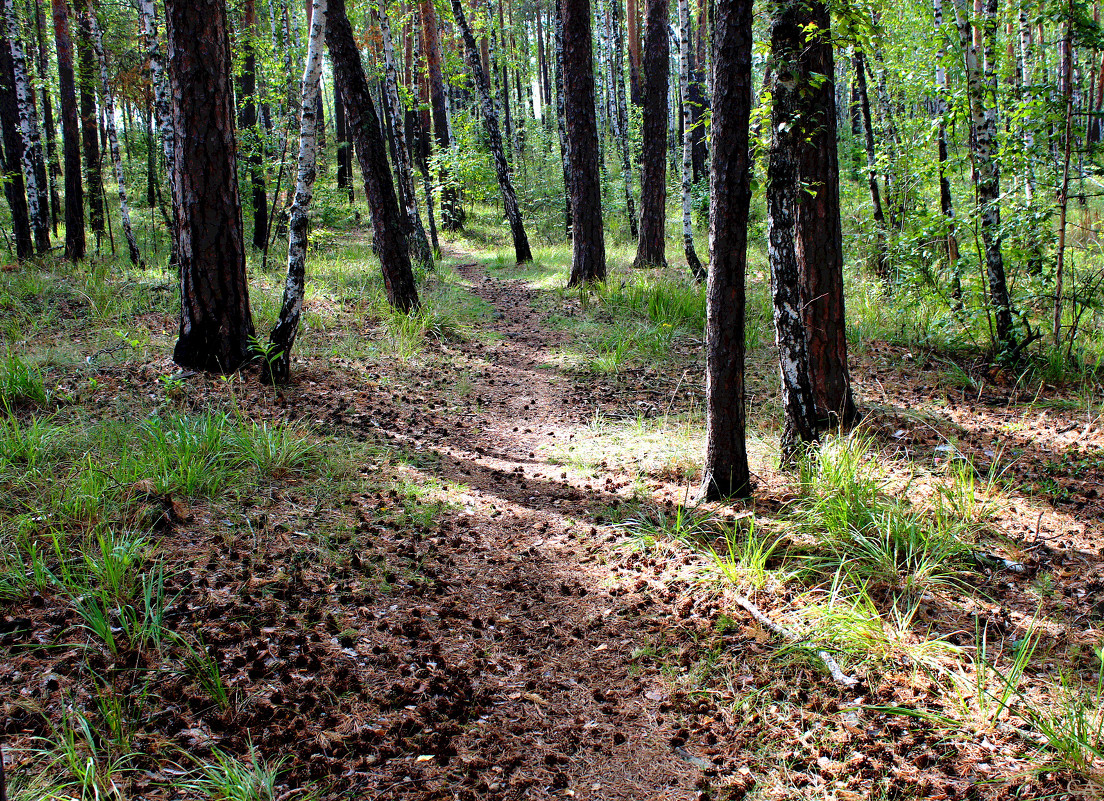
85,1,142,267
334,80,353,200
0,40,33,258
51,0,83,260
627,0,641,105
264,0,326,385
794,0,855,427
561,0,605,286
552,0,572,238
139,0,179,269
166,0,255,373
852,49,888,280
952,0,1016,355
420,0,463,231
677,0,703,281
768,0,820,464
3,0,50,253
376,2,434,270
701,0,753,500
32,0,60,234
634,0,668,268
239,0,268,251
328,0,418,312
75,9,102,238
411,30,440,254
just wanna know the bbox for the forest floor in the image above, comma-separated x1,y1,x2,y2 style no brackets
2,237,1104,800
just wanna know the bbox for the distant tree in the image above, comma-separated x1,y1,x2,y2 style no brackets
74,10,103,239
561,0,605,287
0,30,33,259
420,0,463,231
634,0,668,269
165,0,256,372
239,0,268,251
676,0,703,281
51,0,83,260
701,0,753,500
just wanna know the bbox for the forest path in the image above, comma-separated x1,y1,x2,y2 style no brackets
333,258,706,798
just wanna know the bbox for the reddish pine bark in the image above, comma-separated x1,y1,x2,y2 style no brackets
51,0,84,260
634,0,668,269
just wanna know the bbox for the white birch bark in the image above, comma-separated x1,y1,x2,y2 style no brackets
86,1,142,267
374,0,433,269
1017,3,1035,201
677,0,703,280
3,0,49,252
265,0,326,384
138,0,178,223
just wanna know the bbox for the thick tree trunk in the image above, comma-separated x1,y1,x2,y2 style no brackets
264,0,326,385
634,0,668,268
561,0,605,286
852,49,888,280
86,2,142,267
377,2,434,270
701,0,753,500
420,0,463,231
51,0,83,260
239,0,268,251
552,0,572,238
75,9,102,238
768,0,819,464
3,0,50,253
450,0,531,263
677,0,703,280
166,0,255,373
32,0,60,234
328,0,418,312
0,40,33,258
953,0,1016,355
794,0,855,427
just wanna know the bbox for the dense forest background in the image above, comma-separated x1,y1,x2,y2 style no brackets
2,0,1104,798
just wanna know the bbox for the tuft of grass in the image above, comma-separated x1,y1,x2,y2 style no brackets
707,519,790,590
618,501,717,551
0,350,51,407
191,747,286,801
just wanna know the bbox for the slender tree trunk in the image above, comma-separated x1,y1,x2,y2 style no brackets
3,0,50,253
562,0,605,286
334,80,353,201
51,0,83,260
953,0,1016,355
328,0,418,311
701,0,753,500
553,0,572,238
376,1,434,269
420,0,463,231
634,0,668,268
239,0,268,251
853,49,888,280
75,8,102,238
139,0,179,269
166,0,255,372
1055,0,1074,346
0,39,33,258
605,0,636,239
86,1,142,266
412,29,440,254
627,0,641,105
677,0,703,280
450,0,531,263
536,7,548,108
32,0,59,234
794,0,855,427
933,0,961,298
768,0,819,463
264,0,326,385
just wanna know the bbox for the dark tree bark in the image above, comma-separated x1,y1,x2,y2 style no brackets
450,0,531,263
165,0,255,373
767,0,819,464
701,0,753,500
75,9,102,237
552,0,572,238
334,79,352,200
420,0,463,231
627,0,641,105
793,0,856,427
852,49,888,280
0,42,33,259
32,0,60,234
327,0,418,312
51,0,83,260
634,0,668,269
239,0,268,250
561,0,605,286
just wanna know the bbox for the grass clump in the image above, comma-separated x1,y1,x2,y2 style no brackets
0,350,51,407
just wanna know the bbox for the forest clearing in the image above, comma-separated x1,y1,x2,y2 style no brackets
2,0,1104,797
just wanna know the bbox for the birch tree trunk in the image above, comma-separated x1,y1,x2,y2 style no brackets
450,0,531,263
376,1,434,270
264,0,326,385
138,0,178,266
701,0,753,500
51,0,83,260
75,10,102,237
85,1,142,267
562,0,606,286
953,0,1017,355
677,0,703,280
0,38,33,258
327,0,419,311
3,0,50,253
634,0,669,268
768,0,820,463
